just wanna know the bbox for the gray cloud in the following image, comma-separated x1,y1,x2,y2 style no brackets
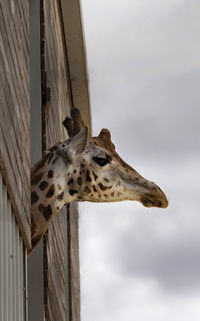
83,0,200,160
90,71,200,162
110,218,200,293
79,160,200,320
80,0,200,320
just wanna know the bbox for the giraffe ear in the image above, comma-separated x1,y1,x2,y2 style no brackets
70,126,88,155
58,127,88,163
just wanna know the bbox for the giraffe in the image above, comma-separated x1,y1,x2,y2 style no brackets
30,108,168,253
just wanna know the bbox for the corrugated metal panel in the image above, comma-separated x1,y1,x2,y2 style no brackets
0,171,27,321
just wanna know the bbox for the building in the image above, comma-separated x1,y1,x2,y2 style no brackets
0,0,91,320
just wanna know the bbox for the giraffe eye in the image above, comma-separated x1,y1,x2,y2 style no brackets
93,157,110,166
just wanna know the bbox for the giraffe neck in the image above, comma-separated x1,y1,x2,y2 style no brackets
30,151,77,251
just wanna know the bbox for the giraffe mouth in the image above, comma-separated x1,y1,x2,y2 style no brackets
141,197,155,207
140,197,164,208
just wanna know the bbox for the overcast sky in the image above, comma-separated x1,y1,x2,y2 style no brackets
79,0,200,320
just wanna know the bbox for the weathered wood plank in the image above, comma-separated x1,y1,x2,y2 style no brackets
14,0,29,68
45,211,68,321
0,4,30,123
3,0,29,93
0,48,30,208
43,0,75,319
68,202,81,321
0,101,30,227
60,0,91,131
0,0,30,248
0,3,30,171
0,125,31,249
0,2,29,109
43,1,91,320
0,5,30,165
0,66,30,209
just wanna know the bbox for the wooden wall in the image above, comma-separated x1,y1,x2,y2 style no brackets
0,0,30,249
42,0,81,320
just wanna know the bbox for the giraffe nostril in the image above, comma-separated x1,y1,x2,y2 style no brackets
157,201,162,207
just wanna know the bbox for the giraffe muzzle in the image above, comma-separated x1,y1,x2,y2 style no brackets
140,196,168,208
124,176,168,208
139,183,168,208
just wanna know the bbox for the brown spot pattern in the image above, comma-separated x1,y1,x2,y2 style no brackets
92,185,97,192
68,178,74,185
57,192,64,201
46,185,55,198
48,170,54,178
69,189,78,196
93,171,98,181
98,183,107,191
39,181,48,191
57,184,62,190
83,186,91,194
111,192,115,197
86,170,92,182
31,191,39,205
38,204,53,221
77,177,82,185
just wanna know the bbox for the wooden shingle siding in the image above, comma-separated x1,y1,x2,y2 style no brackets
0,0,30,248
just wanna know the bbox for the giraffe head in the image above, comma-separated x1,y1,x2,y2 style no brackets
61,109,168,208
30,108,168,253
